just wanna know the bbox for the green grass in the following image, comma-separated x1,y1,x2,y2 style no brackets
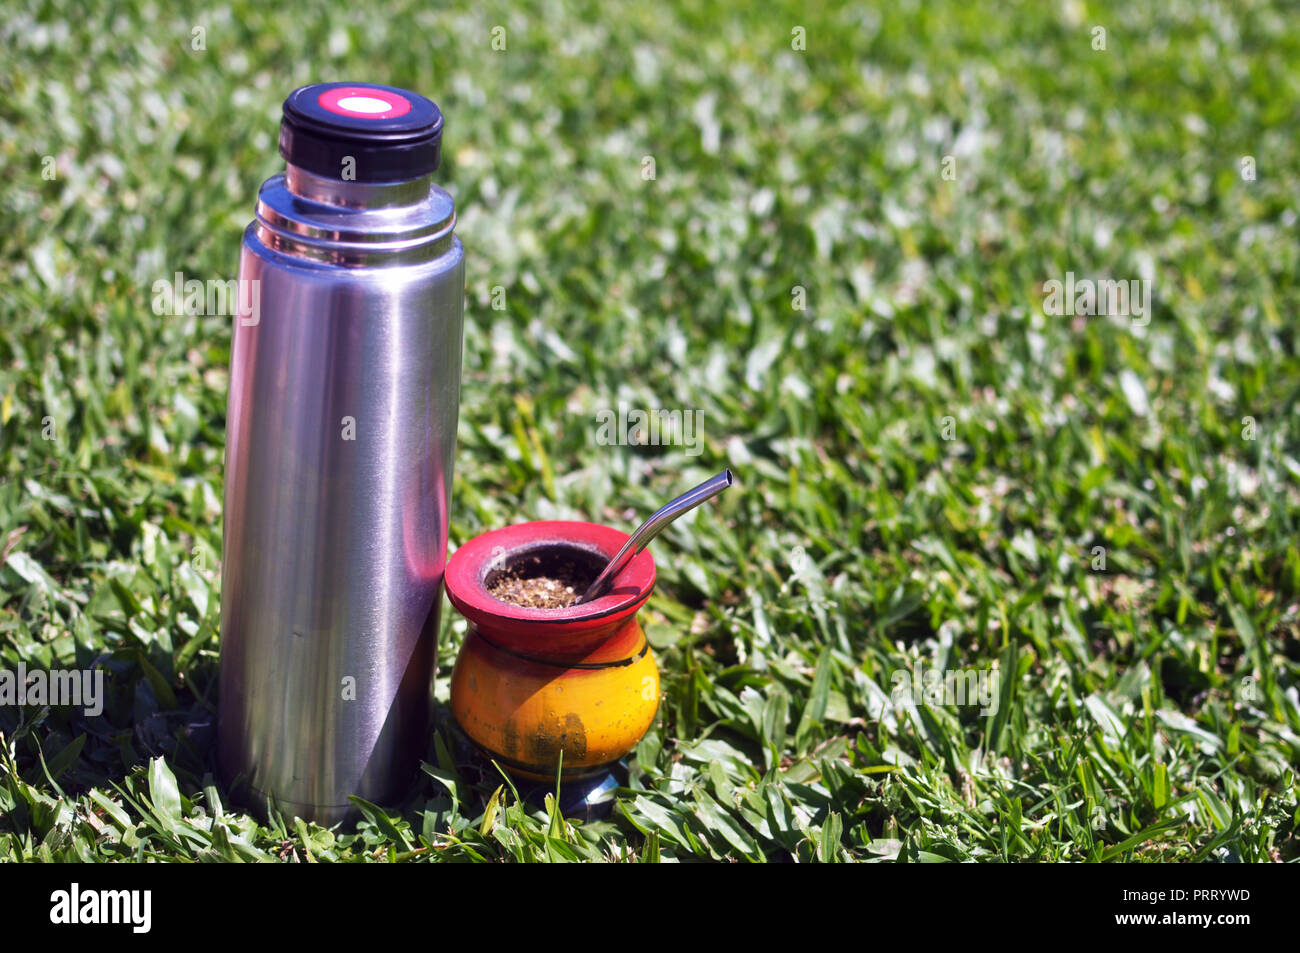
1,0,1298,862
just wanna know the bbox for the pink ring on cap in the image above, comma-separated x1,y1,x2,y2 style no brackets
317,86,413,120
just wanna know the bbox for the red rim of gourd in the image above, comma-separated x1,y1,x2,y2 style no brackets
444,520,656,659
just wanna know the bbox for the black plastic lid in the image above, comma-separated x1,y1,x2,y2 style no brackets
279,82,443,183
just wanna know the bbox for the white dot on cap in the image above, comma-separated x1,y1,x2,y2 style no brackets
337,95,394,114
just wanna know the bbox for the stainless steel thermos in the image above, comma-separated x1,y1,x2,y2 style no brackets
218,83,464,823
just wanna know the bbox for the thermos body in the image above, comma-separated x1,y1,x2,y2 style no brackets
218,84,463,823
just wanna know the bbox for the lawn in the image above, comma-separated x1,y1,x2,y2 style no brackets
0,0,1297,862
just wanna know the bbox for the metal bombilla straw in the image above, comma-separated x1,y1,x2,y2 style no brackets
577,469,734,605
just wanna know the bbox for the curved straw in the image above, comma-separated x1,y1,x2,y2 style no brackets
577,469,734,605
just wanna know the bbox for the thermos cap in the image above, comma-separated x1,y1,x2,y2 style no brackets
279,82,444,183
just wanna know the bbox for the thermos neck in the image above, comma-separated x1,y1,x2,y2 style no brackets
254,164,456,267
284,163,435,210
